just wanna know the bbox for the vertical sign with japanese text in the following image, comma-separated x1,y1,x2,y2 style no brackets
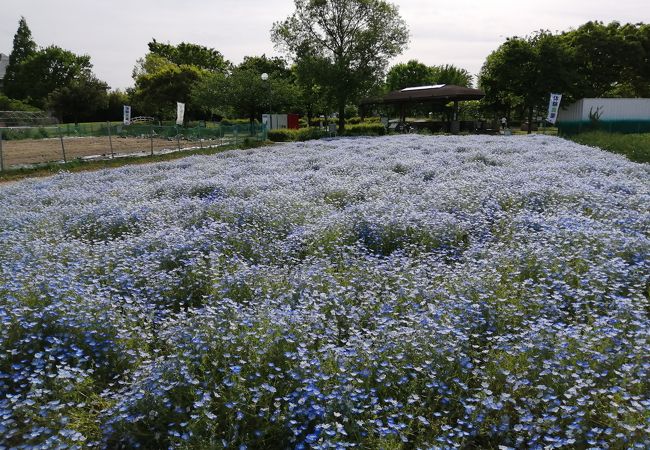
123,105,131,125
546,93,562,124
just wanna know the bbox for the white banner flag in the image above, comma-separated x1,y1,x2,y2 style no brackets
176,102,185,126
123,105,131,125
546,93,562,124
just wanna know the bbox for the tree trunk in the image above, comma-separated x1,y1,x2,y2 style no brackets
338,97,346,134
528,106,533,134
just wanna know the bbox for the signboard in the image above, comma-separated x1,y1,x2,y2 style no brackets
123,105,131,125
176,102,185,126
546,93,562,124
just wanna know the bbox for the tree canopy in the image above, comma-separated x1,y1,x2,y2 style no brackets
479,22,650,126
7,45,94,110
131,40,230,121
386,60,433,91
272,0,409,131
3,16,38,99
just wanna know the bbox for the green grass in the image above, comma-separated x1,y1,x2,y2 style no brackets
0,140,271,183
567,131,650,163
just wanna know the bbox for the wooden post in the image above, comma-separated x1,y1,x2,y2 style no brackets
58,127,67,163
107,122,114,158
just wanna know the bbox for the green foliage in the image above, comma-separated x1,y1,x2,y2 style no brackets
386,60,473,92
561,21,650,98
268,124,384,142
5,46,94,109
0,93,41,112
268,127,328,142
238,55,293,81
147,39,230,73
430,64,473,87
192,63,298,124
568,131,650,163
386,60,434,91
132,40,232,121
47,76,109,124
479,32,574,129
3,16,37,97
479,21,650,122
343,123,386,136
132,63,204,120
272,0,409,132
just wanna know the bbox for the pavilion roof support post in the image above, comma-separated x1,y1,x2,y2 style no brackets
451,100,460,135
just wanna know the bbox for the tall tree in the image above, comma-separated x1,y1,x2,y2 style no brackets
3,16,37,98
146,39,230,73
272,0,409,132
47,75,109,124
386,60,434,91
430,64,473,87
132,40,230,121
7,46,93,109
479,32,575,132
561,21,649,98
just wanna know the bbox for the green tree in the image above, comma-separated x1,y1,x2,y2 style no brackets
430,64,473,87
132,62,203,121
147,39,230,73
7,46,93,109
561,21,649,98
272,0,409,132
0,93,40,112
190,71,229,120
292,54,334,124
238,55,293,81
3,16,38,98
96,89,130,122
479,32,574,132
386,60,434,91
132,40,230,121
47,75,109,123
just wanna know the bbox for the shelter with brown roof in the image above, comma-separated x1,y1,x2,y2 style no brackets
360,84,485,133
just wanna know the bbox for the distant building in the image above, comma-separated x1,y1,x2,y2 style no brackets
557,98,650,135
0,53,9,90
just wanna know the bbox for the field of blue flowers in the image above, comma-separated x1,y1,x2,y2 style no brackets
0,134,648,449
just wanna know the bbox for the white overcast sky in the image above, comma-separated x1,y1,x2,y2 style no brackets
1,0,648,90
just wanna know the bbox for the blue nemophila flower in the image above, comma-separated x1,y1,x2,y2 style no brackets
0,135,648,448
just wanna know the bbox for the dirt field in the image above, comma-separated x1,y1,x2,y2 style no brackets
0,136,230,168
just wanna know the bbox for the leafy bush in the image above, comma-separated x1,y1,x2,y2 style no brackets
343,123,386,136
268,128,328,142
296,127,327,141
220,118,254,126
267,128,297,142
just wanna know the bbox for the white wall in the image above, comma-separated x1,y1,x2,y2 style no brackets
559,98,650,121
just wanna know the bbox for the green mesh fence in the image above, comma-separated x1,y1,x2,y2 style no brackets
558,120,650,136
0,123,267,141
0,123,268,170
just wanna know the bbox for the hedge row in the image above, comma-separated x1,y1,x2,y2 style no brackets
268,123,386,142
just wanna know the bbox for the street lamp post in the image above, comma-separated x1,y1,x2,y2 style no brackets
261,72,272,131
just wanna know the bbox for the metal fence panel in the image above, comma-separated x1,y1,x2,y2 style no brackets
0,123,267,170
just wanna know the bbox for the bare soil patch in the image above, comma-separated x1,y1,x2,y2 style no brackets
1,136,224,167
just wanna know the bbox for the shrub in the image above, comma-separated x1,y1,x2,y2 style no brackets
343,123,386,136
296,127,327,141
268,128,297,142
